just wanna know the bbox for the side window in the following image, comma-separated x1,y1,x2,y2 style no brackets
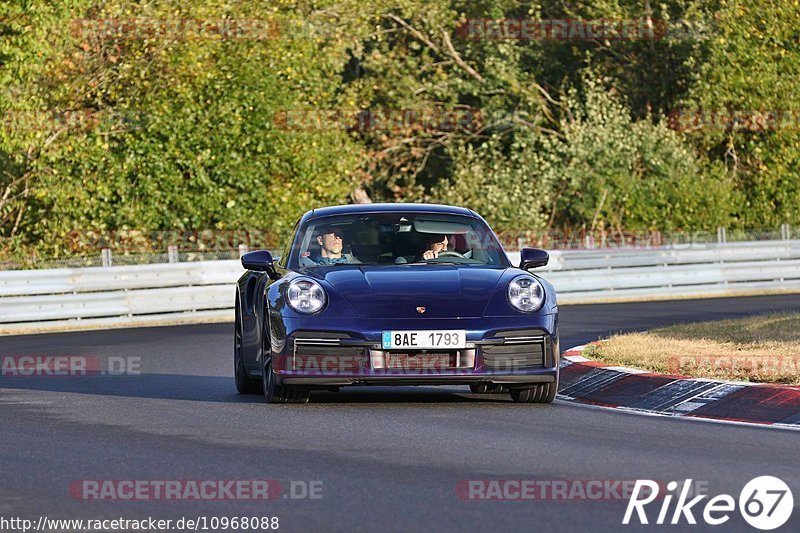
278,219,300,268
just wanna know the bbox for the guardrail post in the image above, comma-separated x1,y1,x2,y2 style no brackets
168,245,179,263
716,227,727,244
781,223,790,240
238,244,249,257
652,230,662,248
101,248,112,267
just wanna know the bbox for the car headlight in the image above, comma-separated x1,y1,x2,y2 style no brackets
287,279,327,314
508,275,545,313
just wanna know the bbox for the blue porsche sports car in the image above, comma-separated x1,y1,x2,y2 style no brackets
234,203,559,403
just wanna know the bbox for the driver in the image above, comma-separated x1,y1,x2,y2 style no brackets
313,225,349,265
421,234,449,260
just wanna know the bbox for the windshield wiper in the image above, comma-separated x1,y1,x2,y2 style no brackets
391,260,464,266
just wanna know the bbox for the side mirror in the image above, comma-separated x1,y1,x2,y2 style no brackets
519,247,549,270
241,250,278,278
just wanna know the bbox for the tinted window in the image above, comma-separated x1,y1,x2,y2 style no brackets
289,212,508,268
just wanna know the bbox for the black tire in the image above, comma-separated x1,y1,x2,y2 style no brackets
262,357,310,404
470,383,508,394
234,301,260,394
510,383,554,403
509,386,533,403
469,383,491,394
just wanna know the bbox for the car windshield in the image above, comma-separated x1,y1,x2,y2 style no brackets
290,212,508,268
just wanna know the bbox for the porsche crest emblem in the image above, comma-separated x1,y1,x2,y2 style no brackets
416,306,426,314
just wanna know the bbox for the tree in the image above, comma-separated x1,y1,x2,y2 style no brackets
682,0,800,227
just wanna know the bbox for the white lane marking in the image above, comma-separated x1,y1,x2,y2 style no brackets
559,344,800,430
554,397,800,432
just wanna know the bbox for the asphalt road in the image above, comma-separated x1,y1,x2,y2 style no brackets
2,294,800,532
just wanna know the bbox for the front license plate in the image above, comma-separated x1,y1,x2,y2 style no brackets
382,330,466,350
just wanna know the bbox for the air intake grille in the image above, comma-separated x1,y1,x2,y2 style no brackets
294,345,364,358
291,333,364,371
481,341,545,370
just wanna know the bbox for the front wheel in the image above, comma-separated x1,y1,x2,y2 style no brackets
234,306,260,394
509,381,557,403
235,351,260,394
262,358,309,404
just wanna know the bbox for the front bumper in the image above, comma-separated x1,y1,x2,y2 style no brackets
269,315,558,387
280,374,557,386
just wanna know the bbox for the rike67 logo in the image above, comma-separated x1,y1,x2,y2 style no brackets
624,476,794,530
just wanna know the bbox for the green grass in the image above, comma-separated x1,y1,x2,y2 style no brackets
583,312,800,385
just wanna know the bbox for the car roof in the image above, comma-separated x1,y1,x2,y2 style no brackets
306,203,477,220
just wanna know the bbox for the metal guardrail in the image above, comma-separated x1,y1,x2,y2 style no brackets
508,239,800,302
0,261,243,332
1,240,800,333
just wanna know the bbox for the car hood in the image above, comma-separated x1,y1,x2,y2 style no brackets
304,265,506,319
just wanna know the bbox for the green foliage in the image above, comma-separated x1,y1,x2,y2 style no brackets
432,129,553,230
1,0,798,260
2,0,362,256
682,0,800,227
539,78,736,231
